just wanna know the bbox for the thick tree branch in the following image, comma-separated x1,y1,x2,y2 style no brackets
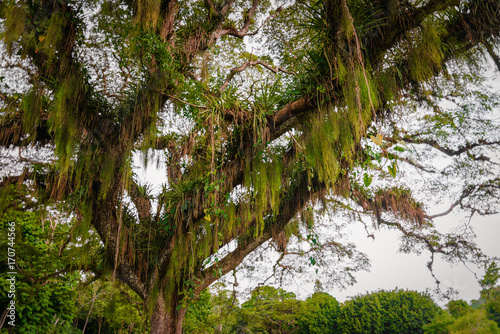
91,190,146,299
128,177,153,221
197,173,323,291
212,0,260,39
159,0,178,43
367,0,461,65
204,0,235,18
483,40,500,72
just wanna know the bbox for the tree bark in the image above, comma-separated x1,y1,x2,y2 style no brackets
149,291,187,334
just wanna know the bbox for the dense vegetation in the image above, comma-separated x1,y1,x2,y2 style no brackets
1,0,500,333
1,209,500,333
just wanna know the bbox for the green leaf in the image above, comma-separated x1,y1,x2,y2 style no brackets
393,146,405,152
370,133,383,146
388,162,397,178
363,173,372,187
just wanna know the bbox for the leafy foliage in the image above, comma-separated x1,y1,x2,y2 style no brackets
1,0,500,332
296,292,340,334
337,289,440,334
0,204,80,333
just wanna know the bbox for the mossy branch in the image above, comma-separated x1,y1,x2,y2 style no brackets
212,0,260,39
196,172,322,292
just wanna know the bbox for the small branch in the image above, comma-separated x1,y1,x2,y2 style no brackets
59,235,72,257
483,40,500,72
426,187,473,219
220,60,295,92
397,155,436,173
289,133,304,153
401,137,500,157
427,253,442,289
378,218,440,254
29,266,78,282
166,95,207,109
0,92,13,104
18,147,55,165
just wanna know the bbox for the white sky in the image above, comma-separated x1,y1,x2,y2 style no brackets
320,213,500,304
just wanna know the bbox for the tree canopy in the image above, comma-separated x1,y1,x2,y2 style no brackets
1,0,500,333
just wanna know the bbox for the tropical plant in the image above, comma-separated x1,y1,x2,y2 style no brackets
1,1,500,333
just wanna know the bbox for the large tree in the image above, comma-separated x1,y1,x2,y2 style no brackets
1,0,500,333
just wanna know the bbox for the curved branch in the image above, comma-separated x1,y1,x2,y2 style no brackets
402,137,500,157
426,186,474,219
220,60,296,92
213,0,260,39
197,174,323,292
378,218,441,255
396,155,436,173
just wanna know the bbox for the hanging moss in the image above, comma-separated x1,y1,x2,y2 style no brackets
99,155,117,200
353,186,426,226
304,110,341,187
21,88,45,143
136,0,161,29
39,11,67,65
408,23,444,82
377,67,401,103
2,3,27,55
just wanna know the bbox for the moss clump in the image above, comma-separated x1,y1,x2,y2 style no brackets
408,23,444,83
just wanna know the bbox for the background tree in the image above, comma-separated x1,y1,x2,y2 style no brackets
423,274,500,334
475,261,500,327
447,309,500,334
296,292,340,334
1,0,500,333
0,187,87,333
232,286,301,333
336,289,440,334
447,300,472,319
74,279,147,334
183,289,215,334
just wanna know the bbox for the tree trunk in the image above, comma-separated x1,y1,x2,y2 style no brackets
150,291,187,334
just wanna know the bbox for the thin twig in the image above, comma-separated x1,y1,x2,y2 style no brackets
220,60,295,92
167,95,207,109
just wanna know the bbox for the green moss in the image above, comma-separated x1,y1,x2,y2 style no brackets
408,24,444,82
40,12,67,64
21,88,44,142
136,0,161,29
2,4,27,55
